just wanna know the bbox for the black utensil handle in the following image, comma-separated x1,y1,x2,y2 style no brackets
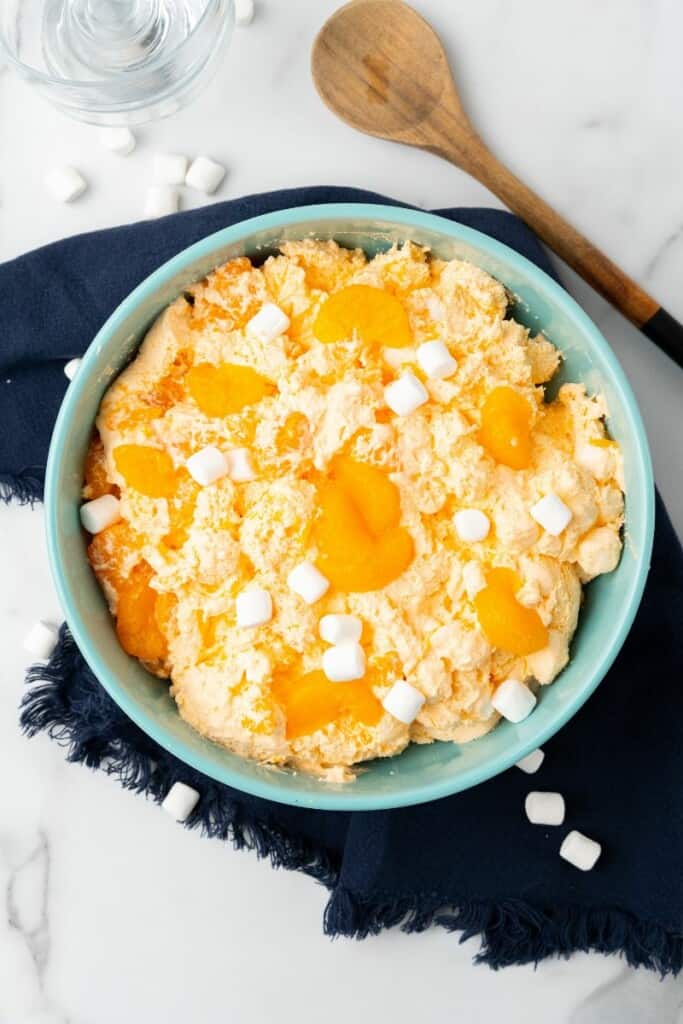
641,307,683,370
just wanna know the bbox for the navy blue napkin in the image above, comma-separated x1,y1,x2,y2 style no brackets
4,187,682,972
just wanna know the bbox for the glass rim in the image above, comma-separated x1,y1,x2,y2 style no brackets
0,0,231,91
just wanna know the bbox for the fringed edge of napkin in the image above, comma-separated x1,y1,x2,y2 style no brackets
323,889,683,974
20,628,340,890
20,628,683,976
0,469,44,506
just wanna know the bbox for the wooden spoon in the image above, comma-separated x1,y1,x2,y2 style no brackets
311,0,683,368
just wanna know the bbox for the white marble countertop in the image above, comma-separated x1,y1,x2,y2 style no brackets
1,1,682,1021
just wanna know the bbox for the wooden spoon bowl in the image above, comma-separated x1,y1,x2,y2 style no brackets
312,0,683,367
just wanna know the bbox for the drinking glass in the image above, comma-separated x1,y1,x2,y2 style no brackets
0,0,234,124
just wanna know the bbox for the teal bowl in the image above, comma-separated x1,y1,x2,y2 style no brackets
45,204,654,811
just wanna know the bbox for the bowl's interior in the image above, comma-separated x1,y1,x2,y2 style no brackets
46,204,654,810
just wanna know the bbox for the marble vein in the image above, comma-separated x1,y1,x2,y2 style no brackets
642,222,683,283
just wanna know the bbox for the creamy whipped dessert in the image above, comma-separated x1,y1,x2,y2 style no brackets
81,240,625,782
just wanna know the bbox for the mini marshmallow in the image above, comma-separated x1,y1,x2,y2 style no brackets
462,560,487,599
64,357,82,381
234,0,255,24
98,126,136,155
144,185,179,219
416,340,457,380
23,621,59,661
384,371,429,416
227,447,256,482
530,493,573,536
560,830,602,871
322,642,366,682
454,508,490,543
161,781,200,822
154,152,188,185
185,155,226,194
492,678,537,723
287,561,330,604
515,748,545,774
382,680,426,724
186,445,229,486
45,166,87,203
236,586,272,628
576,442,613,481
80,494,121,534
525,791,565,825
247,302,290,342
319,614,362,646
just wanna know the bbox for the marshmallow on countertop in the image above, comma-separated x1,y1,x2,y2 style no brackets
287,561,330,604
144,185,180,219
186,445,229,486
382,680,425,724
525,791,565,825
246,302,290,343
322,642,366,682
23,621,59,660
161,782,200,822
560,830,602,871
515,748,545,774
454,508,490,543
98,126,136,155
416,340,457,380
492,678,537,723
384,371,428,416
80,494,121,534
45,167,87,203
234,0,255,24
319,614,363,645
64,357,82,381
154,152,188,185
227,447,256,482
185,155,226,194
236,586,272,628
530,493,573,536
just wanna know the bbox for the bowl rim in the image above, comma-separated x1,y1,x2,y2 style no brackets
45,202,655,810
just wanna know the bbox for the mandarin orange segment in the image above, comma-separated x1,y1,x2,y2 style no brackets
153,591,177,636
271,669,382,740
115,561,168,662
479,386,533,470
185,362,275,418
113,444,176,498
87,520,142,589
474,567,548,656
313,284,412,348
314,458,414,592
83,434,117,500
330,455,400,535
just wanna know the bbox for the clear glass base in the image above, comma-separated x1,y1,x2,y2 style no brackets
43,0,195,79
0,0,234,123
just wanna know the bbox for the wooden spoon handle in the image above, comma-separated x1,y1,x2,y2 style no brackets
435,133,683,368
